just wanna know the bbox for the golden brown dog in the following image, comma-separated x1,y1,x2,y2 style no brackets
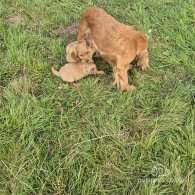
77,7,149,91
51,63,104,83
66,40,95,63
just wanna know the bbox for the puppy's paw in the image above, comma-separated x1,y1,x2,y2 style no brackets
97,70,105,75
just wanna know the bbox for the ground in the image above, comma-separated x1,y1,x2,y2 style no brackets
0,0,194,194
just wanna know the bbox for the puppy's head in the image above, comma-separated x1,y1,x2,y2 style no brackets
66,40,94,63
66,42,80,63
77,40,94,63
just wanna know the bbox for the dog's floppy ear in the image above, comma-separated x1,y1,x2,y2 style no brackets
83,33,92,48
85,39,91,48
71,47,80,62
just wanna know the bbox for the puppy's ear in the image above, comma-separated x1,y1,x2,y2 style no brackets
71,48,80,62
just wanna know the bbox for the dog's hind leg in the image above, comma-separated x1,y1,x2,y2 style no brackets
137,49,149,71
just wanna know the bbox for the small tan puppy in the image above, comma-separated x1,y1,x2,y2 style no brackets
51,63,104,83
66,40,95,63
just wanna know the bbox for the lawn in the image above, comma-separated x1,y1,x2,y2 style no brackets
0,0,194,194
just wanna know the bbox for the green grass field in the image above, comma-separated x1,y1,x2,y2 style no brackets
0,0,194,194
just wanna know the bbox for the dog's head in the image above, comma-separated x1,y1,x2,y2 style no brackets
66,40,94,63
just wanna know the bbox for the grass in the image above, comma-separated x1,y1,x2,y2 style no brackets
0,0,194,194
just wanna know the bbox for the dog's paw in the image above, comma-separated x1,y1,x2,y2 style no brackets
139,64,149,71
112,81,116,86
137,64,149,71
72,83,81,88
127,85,136,92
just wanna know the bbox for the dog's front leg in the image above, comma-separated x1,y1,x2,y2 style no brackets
112,66,118,86
115,60,135,91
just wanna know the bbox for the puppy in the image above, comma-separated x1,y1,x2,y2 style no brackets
66,40,95,63
51,63,104,83
77,7,149,91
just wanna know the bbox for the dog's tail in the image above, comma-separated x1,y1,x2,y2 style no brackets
51,66,60,77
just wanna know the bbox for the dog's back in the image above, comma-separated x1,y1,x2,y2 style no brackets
78,7,148,56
